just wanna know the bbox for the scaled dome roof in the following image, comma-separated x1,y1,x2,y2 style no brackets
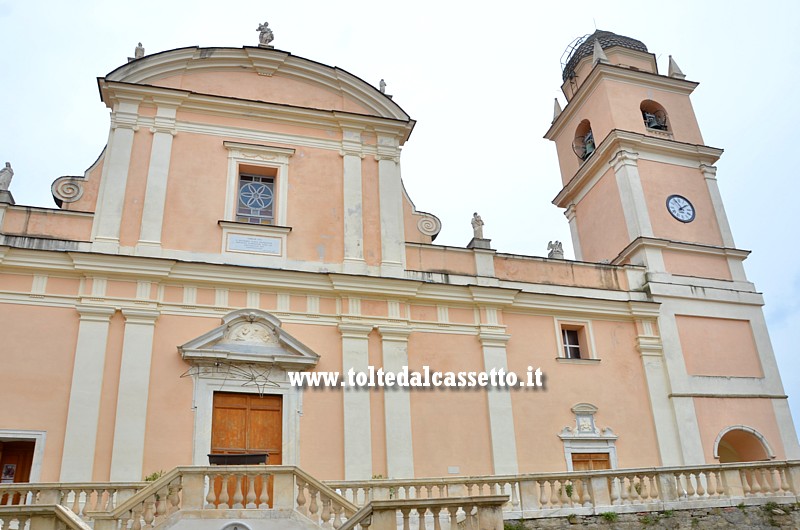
562,30,648,81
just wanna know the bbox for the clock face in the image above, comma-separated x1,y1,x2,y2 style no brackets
666,194,695,223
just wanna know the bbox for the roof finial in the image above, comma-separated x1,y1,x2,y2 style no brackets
257,21,274,48
592,39,609,65
552,98,563,123
668,55,686,79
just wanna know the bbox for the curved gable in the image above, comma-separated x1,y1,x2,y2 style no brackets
104,46,409,121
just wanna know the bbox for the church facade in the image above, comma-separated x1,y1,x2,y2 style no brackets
0,30,797,486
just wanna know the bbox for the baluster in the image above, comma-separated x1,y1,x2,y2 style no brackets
761,468,774,494
131,504,143,530
448,506,458,530
629,476,640,503
580,478,591,507
320,497,332,528
559,481,570,507
400,508,411,530
608,477,619,505
432,506,442,530
779,468,792,495
70,489,80,514
619,478,629,504
143,496,156,527
715,471,725,497
168,482,181,514
740,470,752,496
296,480,307,514
258,473,270,509
750,469,762,496
246,474,257,509
107,488,116,511
218,475,230,509
685,474,696,499
695,473,706,498
548,480,558,507
232,474,244,509
510,481,520,510
537,480,546,509
206,475,217,508
308,488,319,521
648,475,659,501
332,504,342,529
155,489,167,520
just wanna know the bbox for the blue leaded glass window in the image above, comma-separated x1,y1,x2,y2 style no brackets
237,174,274,224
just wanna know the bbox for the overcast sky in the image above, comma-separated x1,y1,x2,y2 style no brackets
1,1,799,441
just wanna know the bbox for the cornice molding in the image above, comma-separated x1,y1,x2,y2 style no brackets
552,130,724,208
612,236,751,266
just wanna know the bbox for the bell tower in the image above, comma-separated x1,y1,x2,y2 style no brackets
546,30,740,281
546,31,800,466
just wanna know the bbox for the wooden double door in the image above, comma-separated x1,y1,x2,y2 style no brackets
211,392,283,462
211,393,282,507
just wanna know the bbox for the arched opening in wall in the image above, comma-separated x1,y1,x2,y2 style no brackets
572,120,595,161
640,100,668,131
714,426,774,463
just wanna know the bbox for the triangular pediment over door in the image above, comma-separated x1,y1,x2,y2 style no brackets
179,309,319,466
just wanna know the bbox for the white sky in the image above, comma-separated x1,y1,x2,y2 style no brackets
1,1,799,441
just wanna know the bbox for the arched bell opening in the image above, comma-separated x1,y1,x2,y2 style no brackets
640,100,669,131
572,120,595,161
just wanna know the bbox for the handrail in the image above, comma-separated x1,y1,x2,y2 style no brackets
0,504,93,530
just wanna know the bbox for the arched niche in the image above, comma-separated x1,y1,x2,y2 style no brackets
713,425,775,463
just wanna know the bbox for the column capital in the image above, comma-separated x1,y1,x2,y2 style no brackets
121,307,160,324
76,304,116,321
338,323,373,339
377,325,411,341
699,164,718,179
564,203,578,221
610,149,639,172
479,332,511,348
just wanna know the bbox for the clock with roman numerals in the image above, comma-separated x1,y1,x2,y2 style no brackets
666,194,695,223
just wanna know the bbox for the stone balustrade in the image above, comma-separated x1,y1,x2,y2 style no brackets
326,460,800,517
0,460,797,530
338,496,507,530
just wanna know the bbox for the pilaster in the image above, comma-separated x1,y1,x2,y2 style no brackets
479,332,519,475
110,308,160,481
93,97,142,253
564,204,583,261
341,127,367,274
378,326,414,478
60,305,116,481
635,319,684,466
339,323,373,479
136,101,179,256
611,150,653,241
376,132,405,278
700,164,736,248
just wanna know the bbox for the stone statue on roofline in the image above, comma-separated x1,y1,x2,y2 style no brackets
547,240,564,259
135,42,145,59
471,212,484,239
257,22,274,48
0,162,15,204
0,163,13,191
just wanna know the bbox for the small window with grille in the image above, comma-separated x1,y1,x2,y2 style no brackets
237,174,275,225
